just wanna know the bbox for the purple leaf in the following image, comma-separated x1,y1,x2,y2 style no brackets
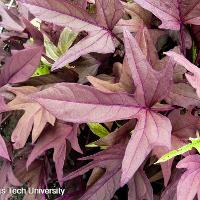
166,83,200,108
0,161,21,187
123,29,173,107
169,109,200,139
0,4,25,32
0,45,44,87
88,59,134,93
121,110,171,186
153,135,186,186
18,0,124,69
134,0,200,30
22,17,44,45
153,109,200,186
63,144,125,200
165,51,200,99
95,0,124,30
32,29,173,186
31,83,141,123
27,122,82,186
0,95,8,113
7,86,55,149
176,155,200,200
128,169,153,200
119,29,173,185
0,134,10,161
161,170,183,200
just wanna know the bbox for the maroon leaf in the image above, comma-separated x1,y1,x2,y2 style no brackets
161,170,183,200
27,122,82,185
22,17,44,45
73,55,101,84
15,159,48,200
19,68,79,86
63,144,125,200
191,25,200,64
153,135,186,186
169,109,200,139
0,160,21,188
0,45,44,87
128,169,153,200
113,1,151,34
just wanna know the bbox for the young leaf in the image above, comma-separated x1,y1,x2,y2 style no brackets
156,137,200,164
43,28,77,63
33,62,50,77
88,123,109,138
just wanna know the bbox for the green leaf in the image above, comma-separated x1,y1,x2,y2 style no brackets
190,137,200,153
33,62,50,77
88,123,109,138
44,35,60,62
156,137,200,164
85,143,99,148
192,41,197,64
58,28,77,54
85,142,108,150
43,28,77,64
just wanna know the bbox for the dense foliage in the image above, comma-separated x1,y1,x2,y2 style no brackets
1,0,200,199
